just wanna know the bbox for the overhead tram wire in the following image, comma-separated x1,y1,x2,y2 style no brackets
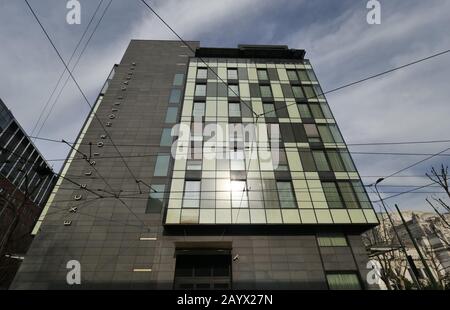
30,0,105,140
35,0,113,139
6,149,450,164
258,48,450,118
138,0,257,118
4,140,448,195
372,179,450,203
381,147,450,181
1,142,146,226
29,134,450,148
23,0,156,197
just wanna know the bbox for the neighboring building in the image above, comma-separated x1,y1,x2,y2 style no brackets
364,211,450,289
11,41,379,290
0,99,57,289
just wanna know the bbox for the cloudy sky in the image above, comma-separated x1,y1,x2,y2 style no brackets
1,0,449,212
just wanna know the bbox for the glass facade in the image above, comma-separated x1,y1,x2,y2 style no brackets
164,57,378,225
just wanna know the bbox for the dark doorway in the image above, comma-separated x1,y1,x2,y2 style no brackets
174,251,232,289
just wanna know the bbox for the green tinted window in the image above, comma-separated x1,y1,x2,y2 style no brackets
154,154,170,176
297,70,309,81
286,70,298,81
327,151,345,172
299,151,316,172
317,234,348,247
169,89,181,104
257,69,269,80
160,128,173,146
277,181,297,208
310,104,324,119
322,182,344,208
297,104,312,118
165,107,178,123
173,73,184,86
146,184,165,213
292,85,304,99
312,150,330,171
327,273,361,290
260,85,273,97
338,182,359,209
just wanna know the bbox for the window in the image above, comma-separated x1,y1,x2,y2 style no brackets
303,86,315,99
174,254,232,290
231,180,248,208
259,85,272,98
228,84,239,97
326,273,361,290
197,68,207,79
187,159,202,170
297,104,312,118
304,124,321,143
329,125,344,143
274,148,288,171
314,85,325,99
292,85,304,99
310,104,324,119
195,84,206,97
339,151,356,172
322,181,361,209
173,73,184,86
338,151,356,171
229,103,241,117
230,149,245,171
312,150,330,171
326,150,345,172
307,69,317,81
165,107,178,123
299,151,316,172
352,181,372,209
257,69,269,81
146,184,165,213
286,70,298,81
154,154,170,176
297,70,309,81
263,103,276,118
160,128,173,147
277,181,297,208
338,182,359,209
201,178,215,208
317,234,348,247
227,68,238,80
183,181,201,208
193,102,205,117
317,125,334,143
169,89,182,104
321,103,333,119
322,182,344,209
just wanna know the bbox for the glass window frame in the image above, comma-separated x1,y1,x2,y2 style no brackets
195,84,207,97
227,68,238,80
257,69,269,81
183,180,201,208
154,154,170,177
259,85,273,98
197,68,208,79
276,181,297,209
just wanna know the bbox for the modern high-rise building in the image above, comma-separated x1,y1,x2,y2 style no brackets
11,40,379,290
0,99,56,289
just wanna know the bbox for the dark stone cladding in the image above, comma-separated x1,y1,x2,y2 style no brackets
10,40,376,290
